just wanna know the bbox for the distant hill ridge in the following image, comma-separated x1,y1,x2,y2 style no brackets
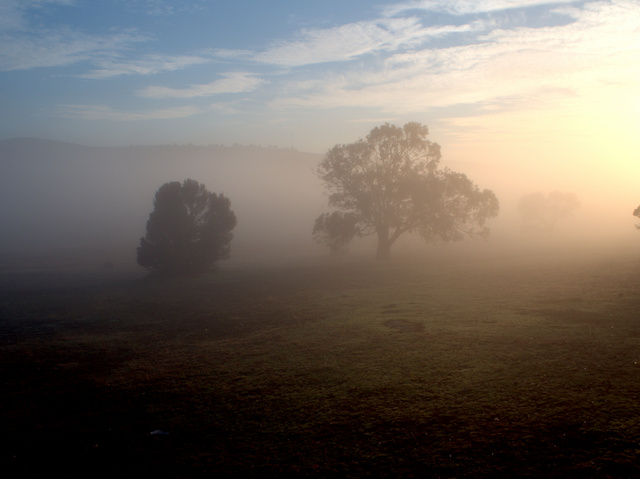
0,137,321,161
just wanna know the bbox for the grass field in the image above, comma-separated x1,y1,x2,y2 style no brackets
2,247,640,478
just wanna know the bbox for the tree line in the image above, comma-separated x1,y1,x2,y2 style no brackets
136,122,609,274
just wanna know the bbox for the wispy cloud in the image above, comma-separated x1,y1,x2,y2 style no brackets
0,0,149,72
253,17,487,67
0,0,74,33
81,54,210,79
55,104,200,121
0,28,146,71
382,0,582,16
208,101,248,116
210,48,254,60
119,0,205,17
268,0,640,116
0,1,215,77
139,72,265,98
120,0,175,16
5,0,640,146
0,0,209,76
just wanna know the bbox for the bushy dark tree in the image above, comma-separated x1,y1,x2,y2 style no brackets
137,179,236,273
315,122,499,259
517,191,580,234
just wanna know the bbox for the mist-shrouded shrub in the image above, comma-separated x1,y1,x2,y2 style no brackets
137,179,237,274
517,191,580,234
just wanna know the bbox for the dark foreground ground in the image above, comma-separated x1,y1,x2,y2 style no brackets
2,248,640,478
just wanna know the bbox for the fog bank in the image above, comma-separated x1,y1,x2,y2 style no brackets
1,138,638,272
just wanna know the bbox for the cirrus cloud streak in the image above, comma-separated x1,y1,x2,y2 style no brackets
139,72,265,98
268,0,640,118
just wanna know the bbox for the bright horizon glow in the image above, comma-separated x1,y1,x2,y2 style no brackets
1,0,639,237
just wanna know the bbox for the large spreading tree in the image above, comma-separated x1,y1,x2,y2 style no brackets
137,179,237,273
314,122,499,259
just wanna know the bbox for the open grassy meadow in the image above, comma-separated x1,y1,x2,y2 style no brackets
2,248,640,478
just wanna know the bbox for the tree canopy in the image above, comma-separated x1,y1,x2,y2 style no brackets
312,211,359,254
517,191,580,234
314,122,499,259
137,179,237,273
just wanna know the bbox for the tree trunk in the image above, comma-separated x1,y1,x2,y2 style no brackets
376,228,391,260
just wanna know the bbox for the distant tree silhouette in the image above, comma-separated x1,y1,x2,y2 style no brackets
633,205,640,229
315,122,500,259
313,211,359,254
137,179,236,273
517,191,580,234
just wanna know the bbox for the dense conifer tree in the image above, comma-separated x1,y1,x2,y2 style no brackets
137,179,236,273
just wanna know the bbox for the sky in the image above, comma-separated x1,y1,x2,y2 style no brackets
1,0,639,232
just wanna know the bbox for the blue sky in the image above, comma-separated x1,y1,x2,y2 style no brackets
1,0,639,164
